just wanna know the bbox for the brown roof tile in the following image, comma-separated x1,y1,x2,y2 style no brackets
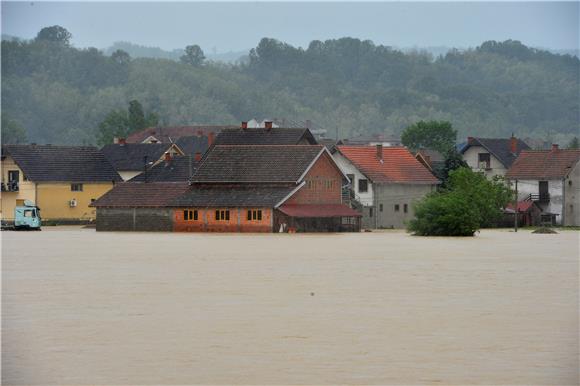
91,182,189,208
506,149,580,180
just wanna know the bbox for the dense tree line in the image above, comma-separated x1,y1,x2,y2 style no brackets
1,27,578,145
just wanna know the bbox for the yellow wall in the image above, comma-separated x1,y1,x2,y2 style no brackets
36,183,115,221
1,155,37,221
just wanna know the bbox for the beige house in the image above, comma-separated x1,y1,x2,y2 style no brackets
1,145,121,222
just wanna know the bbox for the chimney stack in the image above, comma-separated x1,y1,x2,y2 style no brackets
208,132,215,146
196,129,203,137
305,119,311,129
376,144,383,161
264,121,273,130
113,137,119,144
118,137,126,145
510,134,517,154
241,121,248,130
467,136,474,144
552,144,559,152
194,152,202,162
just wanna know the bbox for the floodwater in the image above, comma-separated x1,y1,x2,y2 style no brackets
2,228,579,385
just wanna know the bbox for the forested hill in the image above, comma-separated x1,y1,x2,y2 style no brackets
2,32,579,145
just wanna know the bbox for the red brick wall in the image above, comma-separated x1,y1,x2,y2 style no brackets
173,207,272,232
285,152,343,205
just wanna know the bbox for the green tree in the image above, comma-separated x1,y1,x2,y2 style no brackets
97,100,158,146
1,114,28,144
111,49,131,65
35,25,72,45
408,167,512,236
401,120,457,154
408,192,480,236
567,136,579,149
180,45,205,66
438,149,469,186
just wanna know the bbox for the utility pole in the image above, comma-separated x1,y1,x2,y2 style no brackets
514,179,518,232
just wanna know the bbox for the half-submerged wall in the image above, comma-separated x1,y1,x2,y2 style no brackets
96,208,173,231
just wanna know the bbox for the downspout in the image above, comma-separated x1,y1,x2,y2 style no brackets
561,177,566,226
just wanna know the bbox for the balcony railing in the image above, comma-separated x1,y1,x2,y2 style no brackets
525,193,550,202
1,181,19,192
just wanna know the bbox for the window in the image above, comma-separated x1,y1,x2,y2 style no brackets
8,170,19,182
183,210,197,221
395,204,400,212
215,210,230,221
358,179,368,193
478,153,491,169
379,204,383,212
369,207,373,217
404,204,408,213
347,174,355,186
247,209,263,221
71,183,83,192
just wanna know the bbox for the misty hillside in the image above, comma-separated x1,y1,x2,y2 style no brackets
2,32,579,145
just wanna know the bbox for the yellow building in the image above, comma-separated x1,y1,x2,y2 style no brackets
1,145,121,222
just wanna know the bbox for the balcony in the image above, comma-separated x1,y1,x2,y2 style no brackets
1,181,19,192
525,193,550,203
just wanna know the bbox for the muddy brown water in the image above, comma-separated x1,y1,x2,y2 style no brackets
2,228,579,385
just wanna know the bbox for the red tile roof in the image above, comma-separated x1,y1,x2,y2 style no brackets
278,204,362,218
506,149,580,180
505,201,535,213
337,146,439,184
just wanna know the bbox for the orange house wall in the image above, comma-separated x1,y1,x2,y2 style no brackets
173,207,272,232
285,152,343,205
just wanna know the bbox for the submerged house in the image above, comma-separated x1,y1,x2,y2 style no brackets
1,145,121,222
173,145,360,232
93,145,361,232
461,136,530,178
332,145,439,229
506,145,580,226
101,141,184,181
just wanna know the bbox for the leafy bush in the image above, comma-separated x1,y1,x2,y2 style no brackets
408,167,512,236
408,192,479,236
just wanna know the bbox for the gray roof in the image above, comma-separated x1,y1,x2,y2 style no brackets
129,156,199,182
213,128,317,146
174,135,210,156
101,143,175,171
170,185,297,207
192,145,324,183
2,145,121,182
461,137,530,168
91,182,189,208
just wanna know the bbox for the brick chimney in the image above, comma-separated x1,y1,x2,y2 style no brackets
264,121,273,130
376,144,383,161
118,137,126,145
241,121,248,130
510,134,517,154
194,152,202,162
551,144,559,152
208,132,215,146
467,136,474,144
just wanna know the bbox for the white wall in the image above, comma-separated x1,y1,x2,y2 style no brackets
332,152,374,206
515,179,564,224
463,145,507,178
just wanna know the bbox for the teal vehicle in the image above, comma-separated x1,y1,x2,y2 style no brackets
13,201,41,230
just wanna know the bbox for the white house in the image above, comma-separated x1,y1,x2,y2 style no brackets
461,136,530,179
506,145,580,226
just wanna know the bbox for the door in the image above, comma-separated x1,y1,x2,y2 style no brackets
539,181,549,201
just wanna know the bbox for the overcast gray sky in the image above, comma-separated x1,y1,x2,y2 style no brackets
2,1,578,52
